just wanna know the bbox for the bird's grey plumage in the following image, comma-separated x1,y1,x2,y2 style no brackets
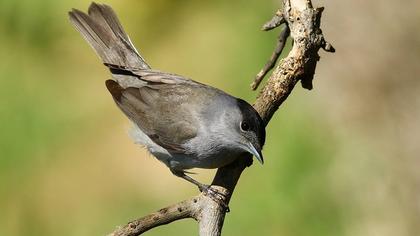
68,3,265,181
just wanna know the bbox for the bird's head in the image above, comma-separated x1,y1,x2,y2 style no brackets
233,99,266,164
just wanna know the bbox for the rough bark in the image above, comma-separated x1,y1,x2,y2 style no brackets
109,0,334,235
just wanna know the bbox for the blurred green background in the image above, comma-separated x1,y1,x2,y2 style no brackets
1,0,419,235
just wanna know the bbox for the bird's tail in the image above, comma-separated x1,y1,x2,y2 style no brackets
68,2,150,70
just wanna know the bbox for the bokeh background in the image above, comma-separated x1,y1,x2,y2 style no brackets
1,0,419,235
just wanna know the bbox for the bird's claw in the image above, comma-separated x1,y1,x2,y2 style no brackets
200,185,230,213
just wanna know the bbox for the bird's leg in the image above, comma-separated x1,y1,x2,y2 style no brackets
170,169,213,193
172,170,209,192
170,169,230,211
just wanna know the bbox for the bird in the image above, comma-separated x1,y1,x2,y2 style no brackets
68,2,266,194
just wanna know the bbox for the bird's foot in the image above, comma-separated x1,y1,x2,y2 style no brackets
199,184,230,213
170,169,230,212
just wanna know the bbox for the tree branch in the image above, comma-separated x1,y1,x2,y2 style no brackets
108,197,201,236
251,25,290,91
261,9,285,31
108,0,334,235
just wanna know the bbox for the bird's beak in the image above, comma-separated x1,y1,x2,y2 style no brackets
248,142,264,164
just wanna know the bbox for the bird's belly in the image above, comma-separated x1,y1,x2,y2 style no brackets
129,123,241,170
129,123,172,161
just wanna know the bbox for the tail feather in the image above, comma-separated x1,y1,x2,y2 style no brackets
69,2,150,70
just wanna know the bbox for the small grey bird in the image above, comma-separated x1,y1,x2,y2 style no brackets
68,2,265,192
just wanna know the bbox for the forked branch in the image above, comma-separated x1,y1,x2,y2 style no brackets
109,0,334,235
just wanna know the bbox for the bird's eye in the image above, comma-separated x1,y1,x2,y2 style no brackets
240,121,250,131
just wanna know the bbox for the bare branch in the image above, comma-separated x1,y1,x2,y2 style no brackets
261,10,285,31
108,0,334,235
251,25,290,90
108,197,201,236
322,41,336,53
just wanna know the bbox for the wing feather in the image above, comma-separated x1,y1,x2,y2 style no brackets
106,79,199,153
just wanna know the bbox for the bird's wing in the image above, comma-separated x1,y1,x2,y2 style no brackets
105,74,206,153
